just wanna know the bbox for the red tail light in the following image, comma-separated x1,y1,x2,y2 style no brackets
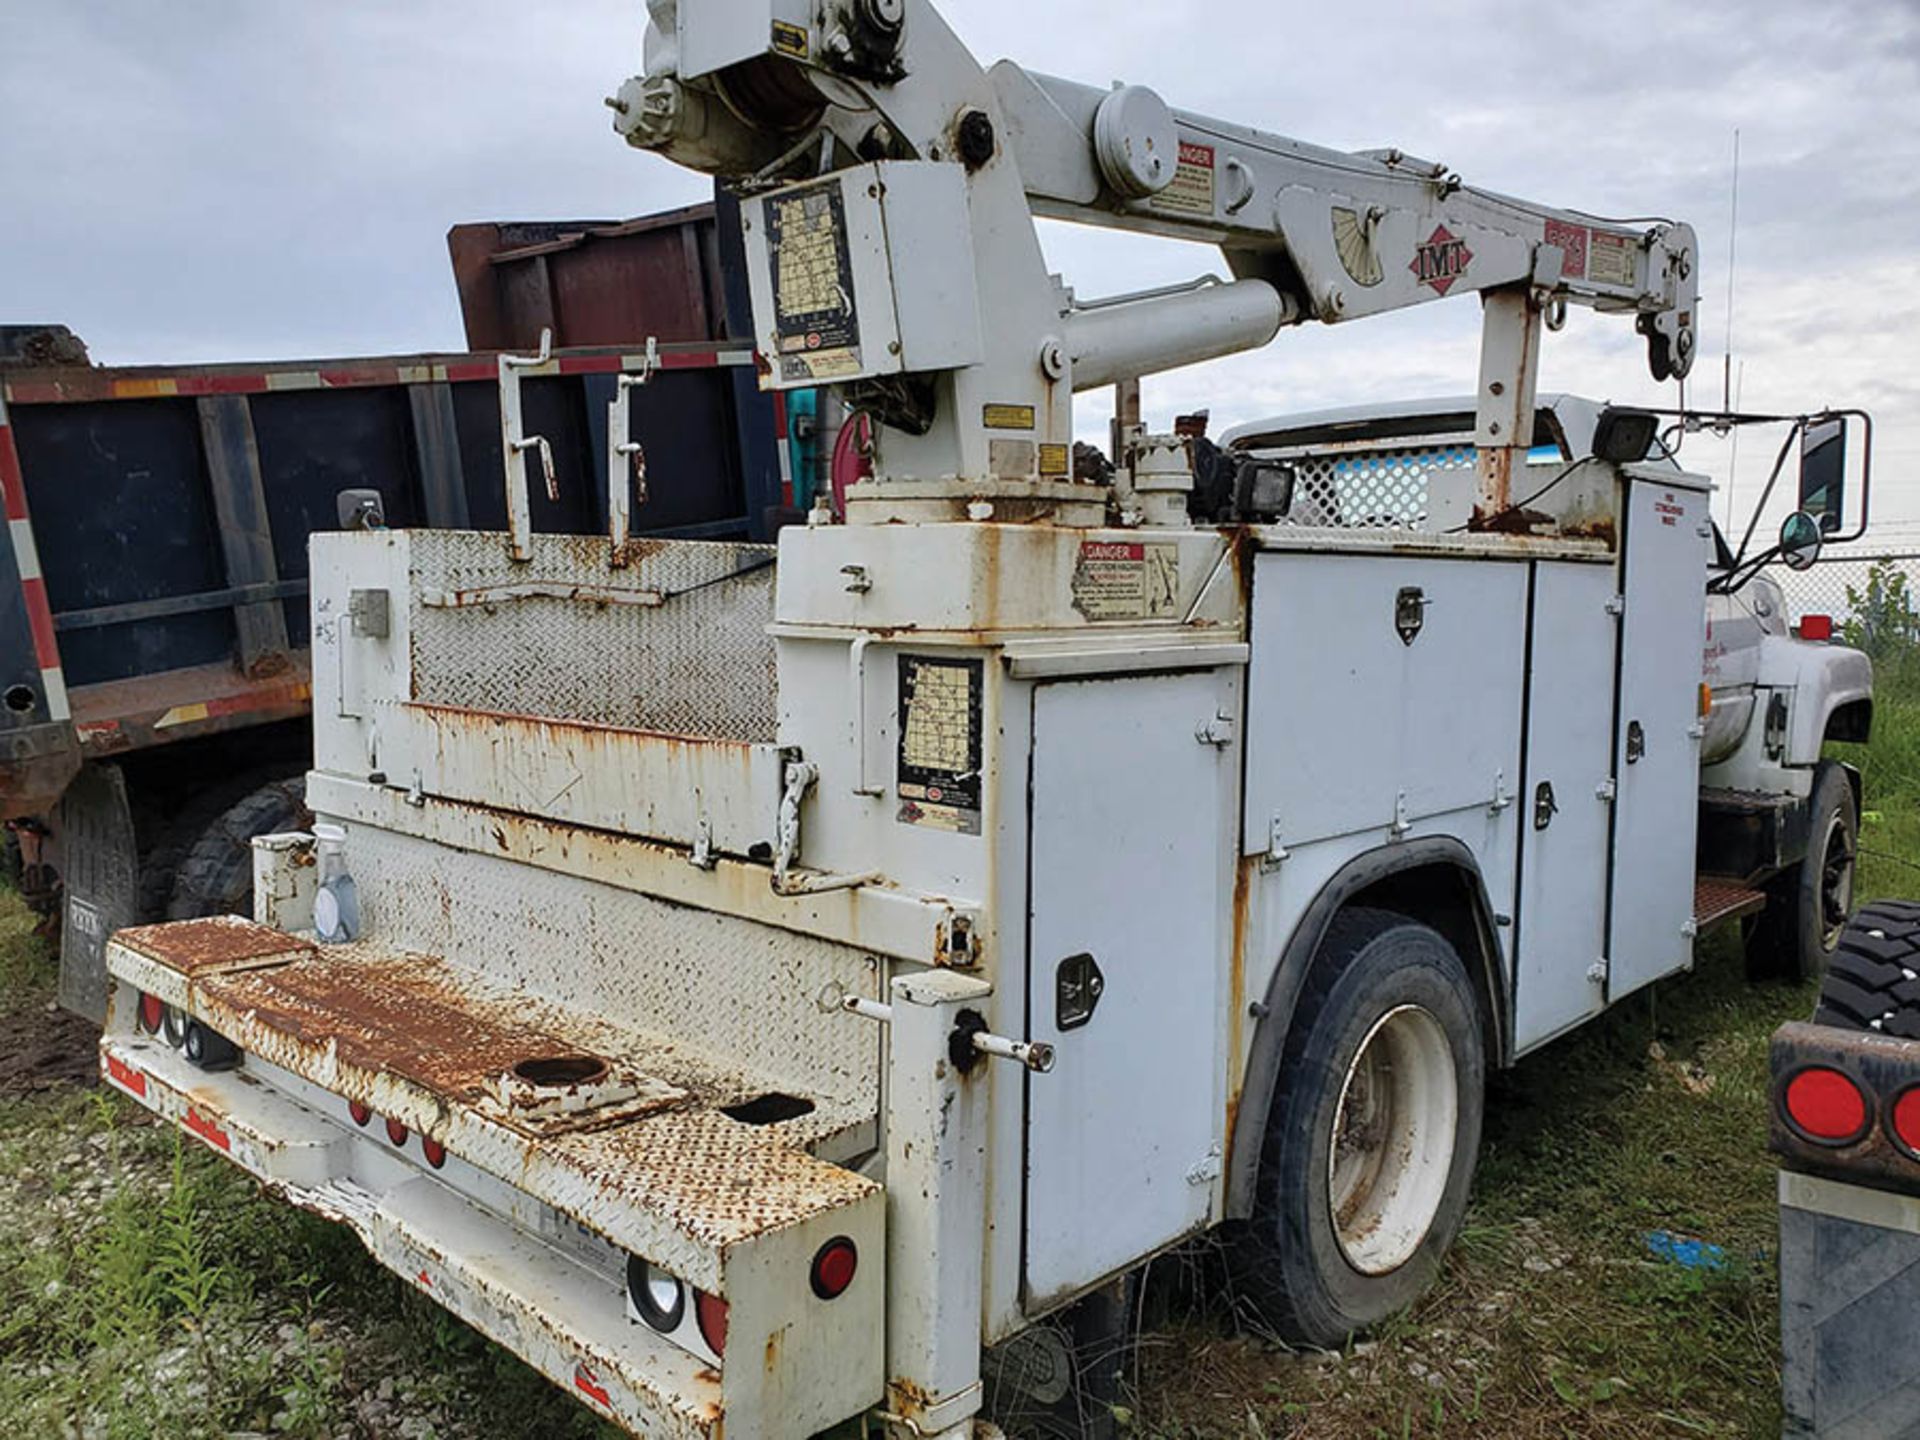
696,1290,729,1356
421,1137,447,1169
810,1237,859,1300
385,1117,410,1147
1798,614,1834,642
138,992,165,1034
1785,1066,1869,1143
348,1100,373,1127
1892,1088,1920,1157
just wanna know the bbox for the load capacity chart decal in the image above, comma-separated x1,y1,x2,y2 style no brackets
766,181,862,382
897,655,984,835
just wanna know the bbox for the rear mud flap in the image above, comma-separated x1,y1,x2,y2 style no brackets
54,763,138,1022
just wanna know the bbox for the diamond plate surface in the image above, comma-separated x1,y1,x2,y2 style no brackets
345,823,879,1120
406,532,778,741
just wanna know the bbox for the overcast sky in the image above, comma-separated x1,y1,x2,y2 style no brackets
5,1,1918,539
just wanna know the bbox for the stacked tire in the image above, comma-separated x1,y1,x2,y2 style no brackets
1813,900,1920,1036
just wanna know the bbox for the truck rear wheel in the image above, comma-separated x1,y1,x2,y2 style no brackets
1231,907,1485,1347
1751,762,1858,983
167,776,310,921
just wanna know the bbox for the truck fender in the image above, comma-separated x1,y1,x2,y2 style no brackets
1757,634,1874,765
1225,836,1509,1220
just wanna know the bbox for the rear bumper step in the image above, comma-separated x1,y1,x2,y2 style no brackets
102,915,887,1440
103,1033,726,1437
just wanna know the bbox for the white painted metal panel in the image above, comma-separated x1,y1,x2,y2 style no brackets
1513,562,1617,1051
1024,669,1236,1305
374,700,784,856
1244,552,1527,854
1608,479,1711,998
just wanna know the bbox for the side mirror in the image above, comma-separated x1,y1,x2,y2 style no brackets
1779,510,1824,572
1799,415,1847,534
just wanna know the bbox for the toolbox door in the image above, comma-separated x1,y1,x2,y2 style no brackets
1607,477,1711,998
1023,667,1238,1308
1512,561,1617,1052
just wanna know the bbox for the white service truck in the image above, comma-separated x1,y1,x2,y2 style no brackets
94,5,1876,1437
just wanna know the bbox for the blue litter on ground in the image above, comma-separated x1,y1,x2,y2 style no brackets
1645,1230,1728,1270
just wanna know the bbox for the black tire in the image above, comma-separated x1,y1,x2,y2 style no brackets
1749,762,1859,982
1229,906,1486,1348
981,1280,1135,1440
166,776,310,921
1811,900,1920,1038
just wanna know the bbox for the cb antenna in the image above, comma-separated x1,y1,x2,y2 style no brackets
1723,128,1742,530
1722,127,1740,415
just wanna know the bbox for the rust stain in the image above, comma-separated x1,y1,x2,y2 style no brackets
1226,855,1254,1150
194,949,620,1112
115,916,313,976
1468,504,1554,536
888,1376,934,1421
763,1322,786,1373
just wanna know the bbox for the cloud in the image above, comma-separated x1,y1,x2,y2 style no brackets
3,0,1915,532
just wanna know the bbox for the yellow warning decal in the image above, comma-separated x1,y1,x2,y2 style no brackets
1038,443,1071,477
771,20,809,58
983,404,1036,431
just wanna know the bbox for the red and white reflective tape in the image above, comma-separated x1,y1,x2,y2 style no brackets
0,388,67,721
1,347,759,407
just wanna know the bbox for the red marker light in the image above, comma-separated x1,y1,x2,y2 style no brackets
696,1289,729,1356
349,1100,373,1127
1784,1066,1869,1143
385,1116,410,1147
138,992,165,1034
1799,614,1834,642
421,1137,447,1169
810,1237,859,1300
1892,1088,1920,1157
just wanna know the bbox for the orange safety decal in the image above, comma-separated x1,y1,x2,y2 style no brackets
104,1053,148,1098
573,1363,612,1408
183,1108,232,1152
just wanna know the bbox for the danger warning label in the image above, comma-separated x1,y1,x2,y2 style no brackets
1151,142,1216,219
1071,540,1180,621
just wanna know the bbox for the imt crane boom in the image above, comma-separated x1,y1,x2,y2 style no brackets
613,0,1697,522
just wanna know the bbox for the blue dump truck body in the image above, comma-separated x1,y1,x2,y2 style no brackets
0,198,803,1019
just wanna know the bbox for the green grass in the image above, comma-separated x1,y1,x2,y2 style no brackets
1833,646,1920,902
2,656,1916,1437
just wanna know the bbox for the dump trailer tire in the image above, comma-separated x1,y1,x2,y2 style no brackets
166,777,310,921
1231,906,1485,1348
1811,900,1920,1037
1751,762,1859,983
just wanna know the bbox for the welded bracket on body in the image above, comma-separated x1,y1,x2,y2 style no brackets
499,327,557,563
606,337,658,562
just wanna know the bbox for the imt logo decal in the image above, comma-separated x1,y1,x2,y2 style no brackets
1410,225,1473,295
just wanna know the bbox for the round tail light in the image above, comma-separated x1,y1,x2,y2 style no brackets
348,1100,373,1127
695,1290,729,1356
137,992,165,1034
1785,1066,1870,1144
421,1137,447,1169
627,1256,685,1333
1891,1088,1920,1157
385,1116,410,1147
810,1237,859,1300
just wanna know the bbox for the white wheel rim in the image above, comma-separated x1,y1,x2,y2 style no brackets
1327,1003,1458,1276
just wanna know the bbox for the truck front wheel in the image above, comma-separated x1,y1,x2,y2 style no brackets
1751,761,1858,983
1232,907,1486,1347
